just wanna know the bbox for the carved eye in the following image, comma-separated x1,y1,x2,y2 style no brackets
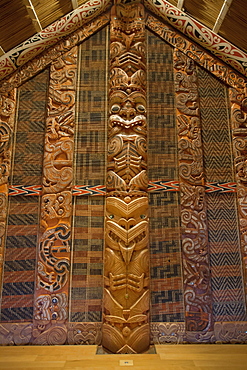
140,214,146,219
111,104,120,113
136,104,146,114
109,214,114,219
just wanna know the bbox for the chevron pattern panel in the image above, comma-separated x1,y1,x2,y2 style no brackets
75,28,107,186
0,196,39,322
197,66,246,321
197,66,233,183
207,192,246,322
147,31,177,182
70,196,104,322
149,192,184,322
11,69,49,186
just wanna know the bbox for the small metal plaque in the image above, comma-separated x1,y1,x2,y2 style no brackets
119,360,134,366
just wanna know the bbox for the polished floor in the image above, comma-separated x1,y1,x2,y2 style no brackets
0,344,246,369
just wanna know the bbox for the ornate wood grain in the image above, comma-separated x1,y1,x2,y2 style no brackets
174,49,212,332
33,46,77,336
102,1,150,354
230,85,247,309
0,89,16,292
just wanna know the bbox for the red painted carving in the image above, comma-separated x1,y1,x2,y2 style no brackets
102,2,149,354
34,47,77,327
146,14,245,92
174,49,212,332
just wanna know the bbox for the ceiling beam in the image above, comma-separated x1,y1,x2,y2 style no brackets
0,45,5,57
71,0,78,10
23,0,42,33
213,0,233,33
177,0,184,10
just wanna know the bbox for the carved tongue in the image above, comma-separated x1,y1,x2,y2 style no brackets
119,241,135,264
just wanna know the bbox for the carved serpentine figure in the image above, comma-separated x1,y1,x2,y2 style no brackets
102,1,150,354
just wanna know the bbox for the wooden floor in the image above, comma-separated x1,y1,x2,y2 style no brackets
0,344,246,369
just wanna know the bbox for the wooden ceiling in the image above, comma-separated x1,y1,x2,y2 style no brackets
0,0,246,56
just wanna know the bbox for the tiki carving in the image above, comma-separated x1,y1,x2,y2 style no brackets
174,49,212,331
102,2,149,354
230,86,247,306
34,47,77,329
0,89,16,291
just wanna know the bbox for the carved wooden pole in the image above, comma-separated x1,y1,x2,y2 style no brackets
0,90,16,290
230,84,247,308
102,1,150,354
33,47,77,344
174,49,213,333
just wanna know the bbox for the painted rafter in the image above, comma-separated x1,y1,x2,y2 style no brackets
0,0,246,81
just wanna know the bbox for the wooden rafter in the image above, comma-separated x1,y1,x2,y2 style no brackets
23,0,42,33
71,0,78,10
213,0,233,33
177,0,184,10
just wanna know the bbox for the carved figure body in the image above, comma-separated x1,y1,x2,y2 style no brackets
102,2,149,354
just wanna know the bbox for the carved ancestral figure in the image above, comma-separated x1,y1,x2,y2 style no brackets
102,2,150,354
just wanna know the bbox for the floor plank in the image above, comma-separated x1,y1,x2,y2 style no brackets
0,344,246,369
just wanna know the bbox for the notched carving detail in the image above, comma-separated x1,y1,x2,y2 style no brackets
103,2,149,354
174,49,212,332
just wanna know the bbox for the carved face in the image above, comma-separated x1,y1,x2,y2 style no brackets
109,91,146,129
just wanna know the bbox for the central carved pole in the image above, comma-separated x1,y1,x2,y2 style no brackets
102,1,149,354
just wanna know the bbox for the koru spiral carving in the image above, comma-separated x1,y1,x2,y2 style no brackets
35,47,77,324
102,1,150,354
174,49,212,332
230,85,247,306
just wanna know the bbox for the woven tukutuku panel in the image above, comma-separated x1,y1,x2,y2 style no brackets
75,27,107,186
198,67,247,322
11,69,49,186
147,31,184,322
70,196,104,322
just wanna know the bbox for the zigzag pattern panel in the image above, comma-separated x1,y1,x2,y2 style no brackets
75,28,107,186
147,31,177,181
11,69,49,185
197,66,233,183
206,192,247,322
0,196,39,322
70,196,104,322
149,192,184,322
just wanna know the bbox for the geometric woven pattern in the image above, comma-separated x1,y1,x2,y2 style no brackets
197,67,234,183
0,196,39,322
198,66,246,322
147,31,178,182
207,192,247,322
8,181,237,196
11,69,49,186
70,196,104,322
75,28,107,186
149,192,184,322
147,32,184,323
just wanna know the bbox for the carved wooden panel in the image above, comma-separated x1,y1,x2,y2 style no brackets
230,85,247,309
102,2,149,354
33,47,77,336
174,49,212,332
0,89,16,292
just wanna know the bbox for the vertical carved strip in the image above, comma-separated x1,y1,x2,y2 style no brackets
33,47,77,343
0,90,16,290
102,2,149,354
230,85,247,308
174,49,212,332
